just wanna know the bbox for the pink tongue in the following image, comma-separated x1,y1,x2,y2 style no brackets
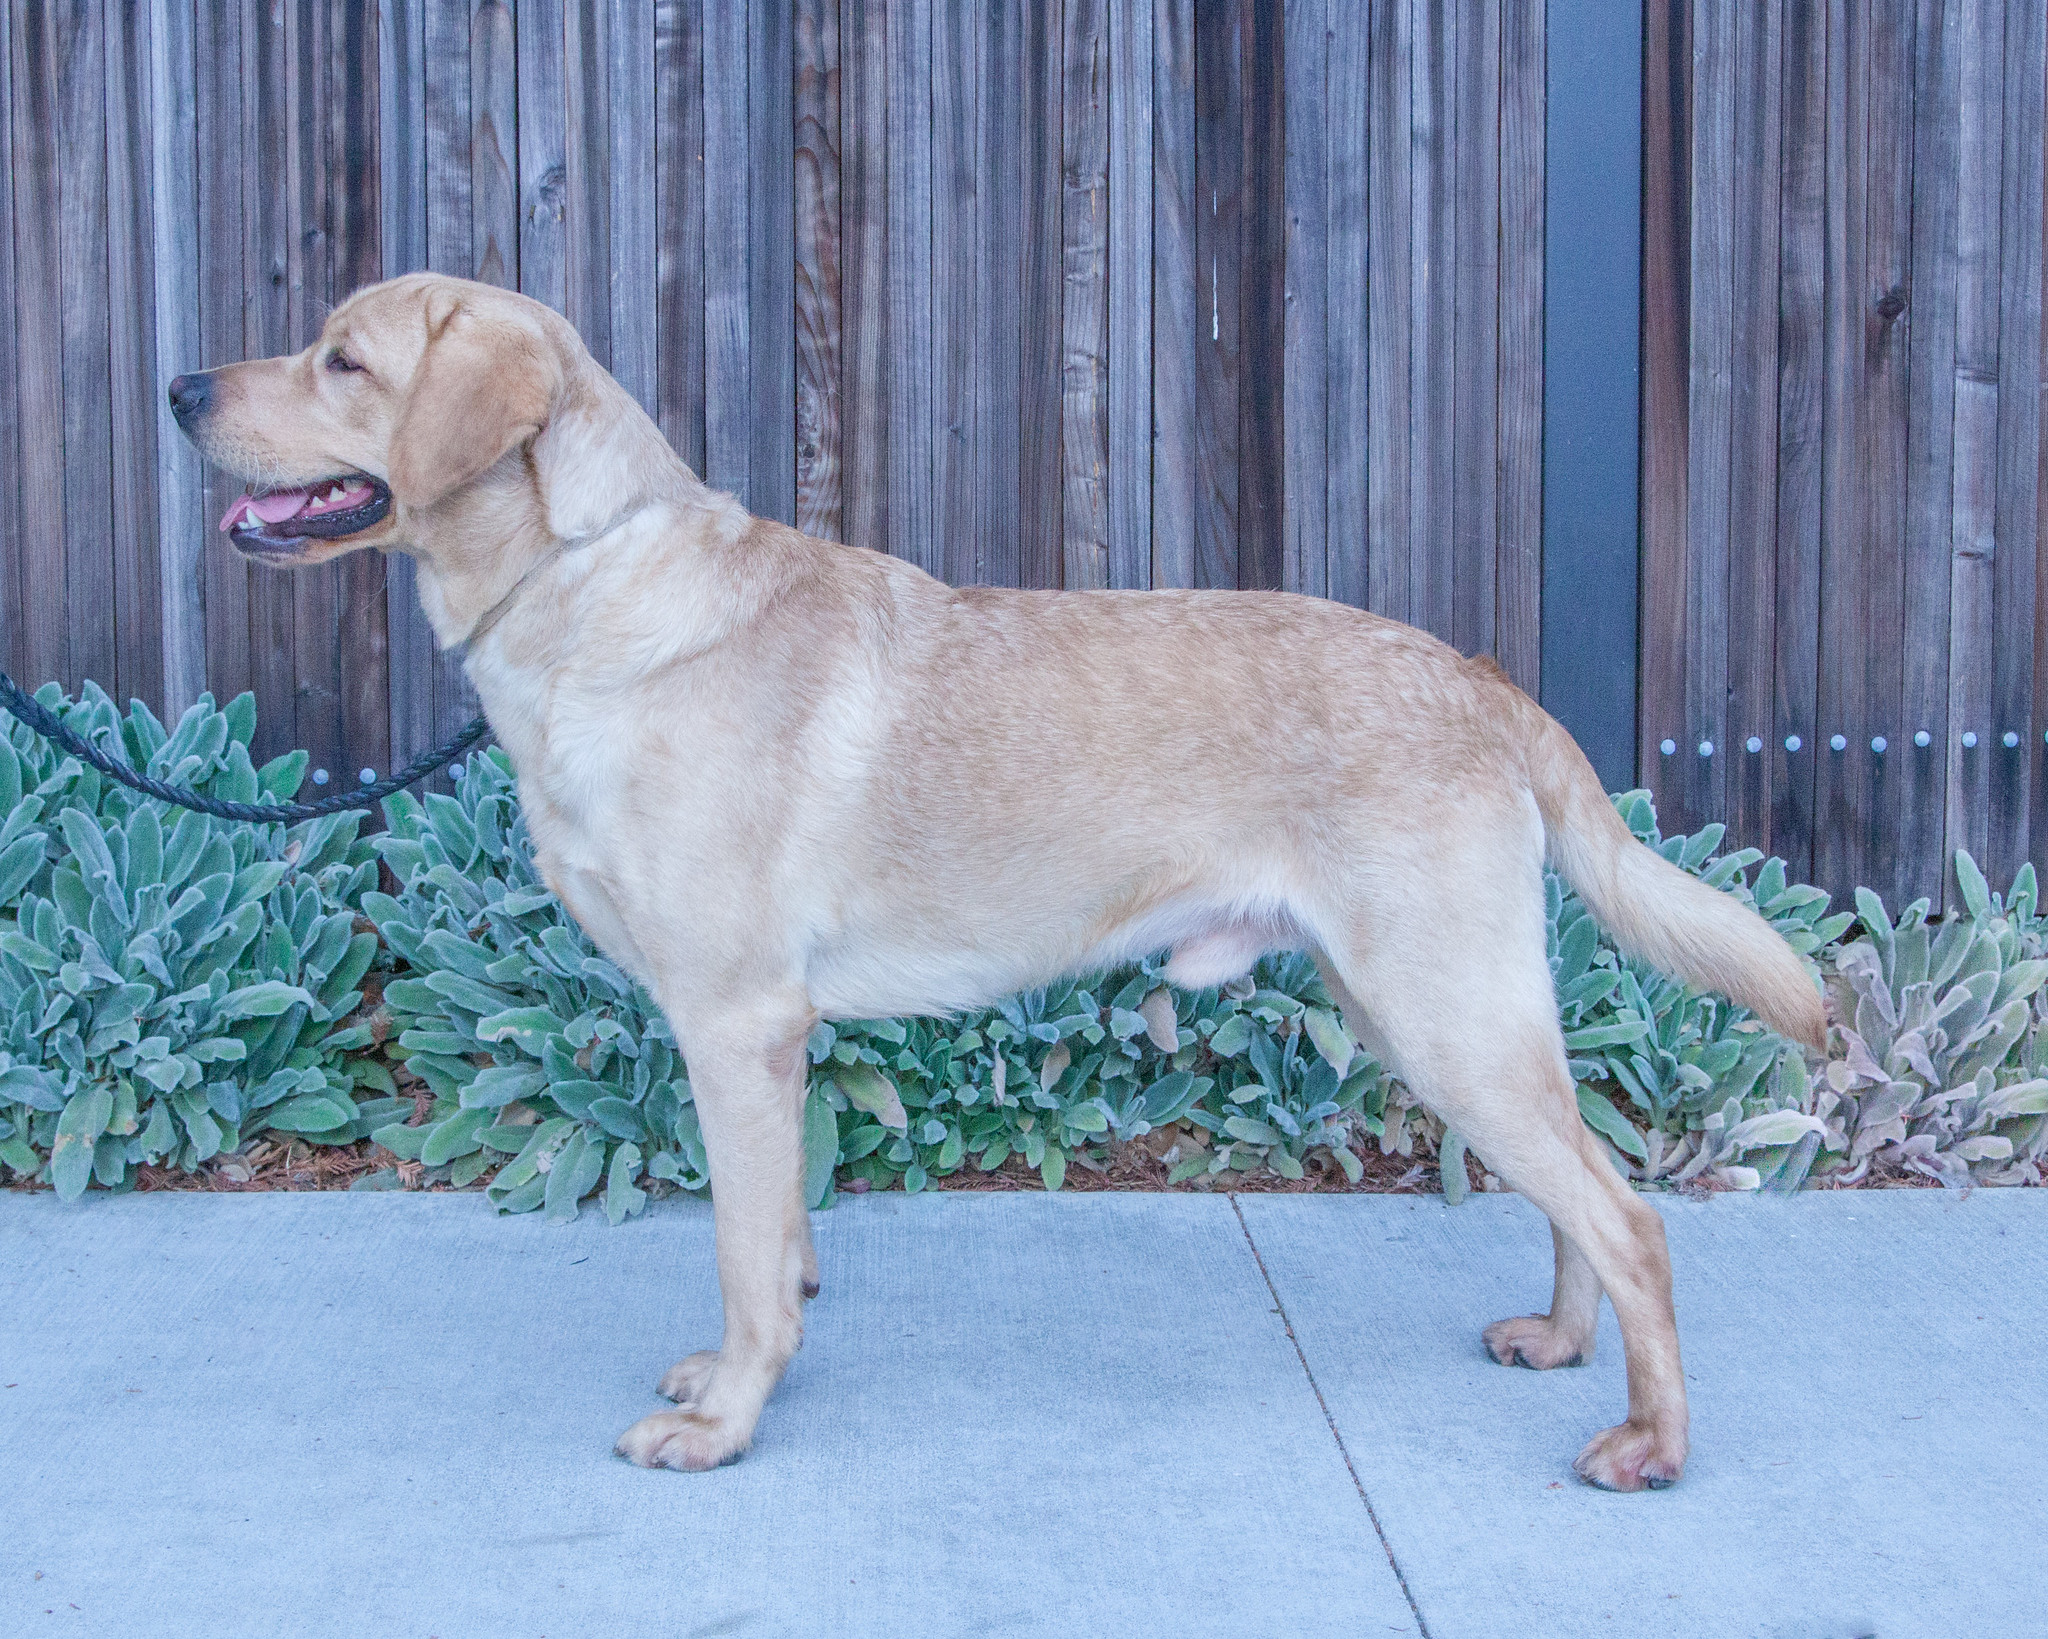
219,486,315,532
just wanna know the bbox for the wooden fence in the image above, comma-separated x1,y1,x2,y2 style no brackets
0,1,2040,906
1642,0,2046,907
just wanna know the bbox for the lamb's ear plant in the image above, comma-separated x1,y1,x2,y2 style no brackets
0,684,389,1199
1816,855,2048,1187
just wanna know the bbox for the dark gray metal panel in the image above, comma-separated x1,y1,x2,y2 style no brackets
1541,0,1642,794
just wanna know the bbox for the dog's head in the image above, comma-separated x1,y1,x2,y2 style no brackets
170,274,561,566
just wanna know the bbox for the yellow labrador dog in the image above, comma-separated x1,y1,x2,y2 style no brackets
170,272,1823,1491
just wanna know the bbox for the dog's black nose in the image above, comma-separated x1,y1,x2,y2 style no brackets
167,373,211,427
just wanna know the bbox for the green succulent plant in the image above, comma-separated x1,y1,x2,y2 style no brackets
1818,855,2048,1187
0,684,390,1199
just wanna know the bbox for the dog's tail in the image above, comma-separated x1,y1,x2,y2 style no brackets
1522,704,1826,1053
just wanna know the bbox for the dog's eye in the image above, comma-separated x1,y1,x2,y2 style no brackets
325,351,362,375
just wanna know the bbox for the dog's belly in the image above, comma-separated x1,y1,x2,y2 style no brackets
800,890,1309,1020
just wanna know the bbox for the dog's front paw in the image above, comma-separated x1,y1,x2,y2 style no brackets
1571,1419,1686,1492
615,1407,751,1471
657,1350,720,1403
1483,1313,1592,1370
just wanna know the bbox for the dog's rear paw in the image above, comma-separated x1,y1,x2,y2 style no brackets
615,1408,751,1472
1571,1419,1686,1492
658,1350,720,1404
1483,1314,1591,1370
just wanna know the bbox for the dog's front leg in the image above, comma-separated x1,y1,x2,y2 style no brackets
616,1006,816,1471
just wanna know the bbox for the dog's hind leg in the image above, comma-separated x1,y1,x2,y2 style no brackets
616,998,817,1471
1322,887,1687,1492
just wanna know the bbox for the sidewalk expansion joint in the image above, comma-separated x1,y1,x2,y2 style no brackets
1230,1194,1433,1639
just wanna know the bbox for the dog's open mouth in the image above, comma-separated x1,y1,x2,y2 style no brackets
220,475,392,550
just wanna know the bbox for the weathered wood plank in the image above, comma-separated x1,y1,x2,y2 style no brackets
1638,0,1688,828
473,0,520,288
1281,0,1327,600
1365,0,1411,622
609,0,657,412
56,0,115,700
795,0,844,538
1857,0,1916,907
1408,0,1455,638
1106,0,1153,589
562,0,612,361
1898,0,1962,905
1149,0,1197,589
192,0,250,710
0,0,20,683
750,0,797,524
1815,0,1871,901
1192,0,1239,591
1062,0,1110,590
379,0,437,772
1683,0,1735,837
1323,0,1367,611
1236,0,1284,592
1771,0,1826,889
106,0,165,714
903,0,948,578
972,0,1021,586
517,0,568,311
331,0,390,783
287,0,340,775
1725,0,1784,862
654,0,705,472
1018,0,1063,589
245,0,296,762
1450,0,1499,656
1493,0,1542,687
1942,0,2002,894
1986,0,2044,886
836,0,886,553
702,0,751,500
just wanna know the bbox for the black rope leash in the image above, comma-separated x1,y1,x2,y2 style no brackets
0,667,492,824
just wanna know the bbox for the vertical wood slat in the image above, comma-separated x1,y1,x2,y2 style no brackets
749,0,796,524
1281,0,1326,601
702,0,750,501
974,2,1022,587
1861,0,1914,908
1639,0,1690,821
609,0,657,414
245,0,295,763
1149,0,1196,590
1061,0,1110,591
1772,0,1826,887
1106,0,1153,589
1408,0,1455,638
1724,0,1783,863
1017,0,1064,591
517,0,567,312
1943,0,2002,887
472,0,519,289
836,0,885,553
1683,0,1734,838
1986,0,2045,886
1365,0,1410,623
1899,0,1961,904
1192,0,1239,592
331,0,390,784
794,0,843,538
1494,0,1542,688
1322,0,1367,613
896,0,942,579
59,0,114,702
1236,0,1283,593
1449,0,1499,656
562,0,611,360
0,0,18,684
286,0,338,775
106,0,165,718
655,0,706,474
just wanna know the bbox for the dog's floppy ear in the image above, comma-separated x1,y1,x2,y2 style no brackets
388,292,559,510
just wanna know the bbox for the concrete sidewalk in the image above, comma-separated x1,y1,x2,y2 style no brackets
1,1187,2039,1638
